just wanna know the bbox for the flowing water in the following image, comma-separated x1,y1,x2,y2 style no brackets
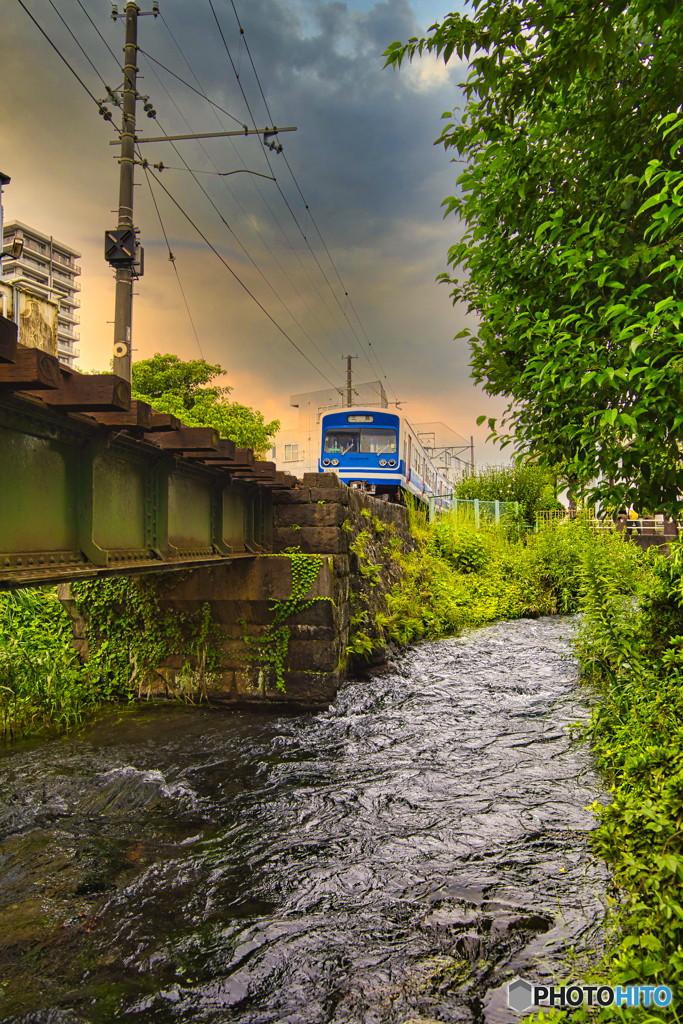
0,616,609,1024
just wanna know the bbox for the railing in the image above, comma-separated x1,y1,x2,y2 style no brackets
428,495,518,525
535,510,666,534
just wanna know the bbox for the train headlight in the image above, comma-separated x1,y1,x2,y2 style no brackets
388,459,396,467
331,458,339,467
379,459,387,467
323,458,331,466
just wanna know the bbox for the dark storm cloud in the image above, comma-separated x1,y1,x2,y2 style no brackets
138,0,462,245
1,0,508,460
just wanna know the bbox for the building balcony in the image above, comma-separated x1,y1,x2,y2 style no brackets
58,339,80,356
58,325,80,340
52,277,81,293
2,255,50,283
58,309,80,325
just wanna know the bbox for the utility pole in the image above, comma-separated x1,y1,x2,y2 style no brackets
470,435,475,475
343,354,357,407
105,1,158,384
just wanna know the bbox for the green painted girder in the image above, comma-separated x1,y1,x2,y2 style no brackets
0,396,273,590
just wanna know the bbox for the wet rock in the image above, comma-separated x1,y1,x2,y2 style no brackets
454,933,484,960
421,908,479,932
488,914,552,943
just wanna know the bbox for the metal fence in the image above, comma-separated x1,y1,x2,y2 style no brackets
535,510,666,534
428,495,518,525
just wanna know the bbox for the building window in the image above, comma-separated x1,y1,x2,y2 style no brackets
284,443,299,462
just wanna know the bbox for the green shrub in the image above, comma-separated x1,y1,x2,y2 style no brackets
431,520,490,574
0,588,103,738
571,539,683,1010
454,462,557,519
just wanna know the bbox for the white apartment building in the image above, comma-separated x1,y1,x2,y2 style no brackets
2,221,81,367
271,381,389,475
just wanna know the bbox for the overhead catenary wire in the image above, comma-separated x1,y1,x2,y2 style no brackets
142,164,204,358
147,164,275,180
14,1,208,371
16,0,105,109
206,0,381,378
138,48,245,127
74,0,120,65
143,98,351,386
45,0,110,89
139,57,350,380
146,167,344,393
145,29,379,386
224,0,397,399
20,0,369,397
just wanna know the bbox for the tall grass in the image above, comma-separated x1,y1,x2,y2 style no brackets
570,541,683,1016
0,588,103,739
377,505,645,646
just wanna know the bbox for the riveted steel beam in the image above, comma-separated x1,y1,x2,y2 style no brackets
0,393,278,589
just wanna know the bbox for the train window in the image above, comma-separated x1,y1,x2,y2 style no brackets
348,414,374,423
360,428,397,454
324,430,359,453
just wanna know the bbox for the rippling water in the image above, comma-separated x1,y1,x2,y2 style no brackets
0,616,608,1023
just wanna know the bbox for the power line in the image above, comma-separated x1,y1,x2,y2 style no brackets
206,1,368,354
142,164,204,358
225,0,398,400
146,167,343,393
211,1,390,393
148,24,378,384
138,48,245,126
141,86,349,384
15,0,377,396
74,0,120,65
16,0,104,108
45,0,109,89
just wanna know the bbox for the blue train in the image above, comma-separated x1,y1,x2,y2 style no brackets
318,409,456,506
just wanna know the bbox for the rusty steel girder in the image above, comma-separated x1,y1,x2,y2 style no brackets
0,393,279,590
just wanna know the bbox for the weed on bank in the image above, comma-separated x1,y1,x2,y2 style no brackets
376,506,645,645
0,588,104,739
563,540,683,1020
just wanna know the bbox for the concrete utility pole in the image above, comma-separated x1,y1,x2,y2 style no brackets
470,435,475,474
106,1,158,384
343,354,357,407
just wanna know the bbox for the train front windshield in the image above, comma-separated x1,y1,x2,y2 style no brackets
324,428,397,455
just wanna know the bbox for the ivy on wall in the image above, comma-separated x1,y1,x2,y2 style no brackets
71,575,224,701
240,552,332,692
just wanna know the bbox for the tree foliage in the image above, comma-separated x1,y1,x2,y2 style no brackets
385,0,683,514
453,463,561,517
131,353,279,457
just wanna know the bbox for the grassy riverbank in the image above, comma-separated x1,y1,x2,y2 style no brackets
364,505,645,648
561,540,683,1019
1,510,647,741
0,589,107,740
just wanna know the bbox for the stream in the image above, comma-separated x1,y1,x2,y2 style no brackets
0,615,609,1023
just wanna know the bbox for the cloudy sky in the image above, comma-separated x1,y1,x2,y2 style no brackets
2,0,507,462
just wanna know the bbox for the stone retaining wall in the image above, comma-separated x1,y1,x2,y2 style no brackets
61,474,417,708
